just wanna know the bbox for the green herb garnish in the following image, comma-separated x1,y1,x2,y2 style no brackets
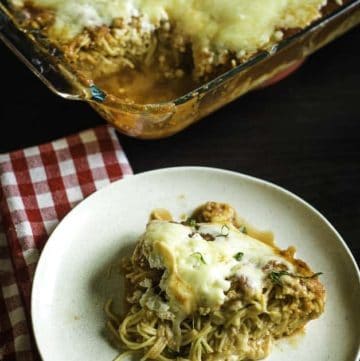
185,218,200,230
269,271,323,285
189,219,197,227
239,225,247,234
269,270,288,285
216,225,230,238
191,252,206,265
234,252,244,261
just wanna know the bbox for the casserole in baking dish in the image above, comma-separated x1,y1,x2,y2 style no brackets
1,0,359,138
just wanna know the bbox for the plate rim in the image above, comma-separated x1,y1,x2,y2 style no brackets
30,166,360,360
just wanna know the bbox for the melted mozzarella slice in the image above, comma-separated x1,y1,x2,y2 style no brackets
142,221,293,315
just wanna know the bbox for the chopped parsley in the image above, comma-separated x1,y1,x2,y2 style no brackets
239,225,247,234
191,252,206,265
234,252,244,261
269,270,323,285
216,225,230,238
188,219,197,227
185,218,200,230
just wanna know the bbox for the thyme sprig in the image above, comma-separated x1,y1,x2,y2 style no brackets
216,225,230,238
239,225,247,234
269,270,323,285
191,252,206,265
234,252,244,261
185,218,200,230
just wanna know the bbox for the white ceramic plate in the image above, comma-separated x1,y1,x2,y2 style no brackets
32,167,360,361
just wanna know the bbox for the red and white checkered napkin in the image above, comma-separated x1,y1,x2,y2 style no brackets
0,125,133,360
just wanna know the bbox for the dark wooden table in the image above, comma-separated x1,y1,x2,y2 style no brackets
1,27,359,266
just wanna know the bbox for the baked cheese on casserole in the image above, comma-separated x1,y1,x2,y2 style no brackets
11,0,341,83
106,202,325,361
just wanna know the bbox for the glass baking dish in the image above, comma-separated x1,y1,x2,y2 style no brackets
1,1,360,139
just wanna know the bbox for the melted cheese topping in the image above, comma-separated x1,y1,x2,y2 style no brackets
22,0,327,53
142,221,293,315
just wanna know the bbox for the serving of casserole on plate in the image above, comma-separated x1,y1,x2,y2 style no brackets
108,202,325,361
1,1,360,137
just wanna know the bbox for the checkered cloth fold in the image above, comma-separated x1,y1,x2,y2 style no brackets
0,125,132,360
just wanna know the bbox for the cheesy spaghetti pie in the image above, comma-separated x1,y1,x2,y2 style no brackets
106,202,325,361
